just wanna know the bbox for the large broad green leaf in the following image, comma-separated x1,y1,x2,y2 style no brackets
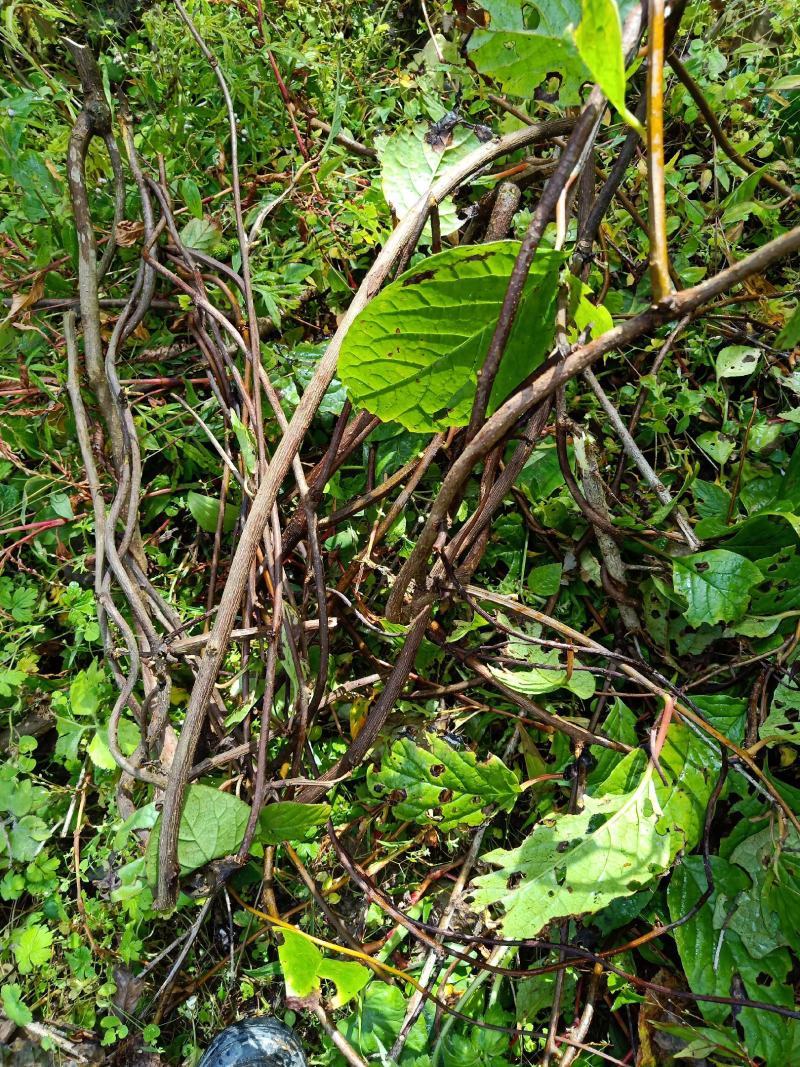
368,732,520,831
470,725,715,937
338,242,561,432
257,801,331,844
668,857,800,1064
468,0,589,105
672,550,762,628
145,784,251,884
574,0,643,134
376,123,481,239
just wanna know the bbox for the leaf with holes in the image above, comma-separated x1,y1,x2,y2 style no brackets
758,671,800,745
668,856,800,1063
338,242,561,432
468,0,589,105
368,732,520,830
672,550,762,627
715,344,761,379
471,766,670,937
470,725,714,937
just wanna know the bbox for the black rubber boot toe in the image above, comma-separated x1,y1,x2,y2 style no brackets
196,1018,307,1067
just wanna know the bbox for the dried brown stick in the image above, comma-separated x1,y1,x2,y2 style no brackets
464,101,604,444
64,37,125,470
156,116,573,909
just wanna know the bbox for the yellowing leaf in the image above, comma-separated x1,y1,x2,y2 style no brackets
376,123,482,239
277,929,369,1007
471,725,717,937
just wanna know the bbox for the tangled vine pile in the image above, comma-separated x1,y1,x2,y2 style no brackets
2,1,800,1064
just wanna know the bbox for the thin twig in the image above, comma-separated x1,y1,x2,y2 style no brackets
583,366,700,549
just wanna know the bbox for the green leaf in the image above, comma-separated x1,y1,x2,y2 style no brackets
570,278,613,340
467,0,589,106
527,562,562,596
9,815,50,862
231,412,257,476
715,344,760,379
2,983,33,1026
672,550,762,627
0,581,37,622
376,123,482,239
471,765,671,937
145,784,251,884
69,661,105,717
696,430,736,465
338,242,561,432
574,0,643,134
257,802,331,844
587,699,638,786
179,216,224,254
692,694,747,746
13,923,53,974
492,651,596,699
776,304,800,350
759,672,800,744
490,619,595,697
87,718,139,770
113,803,159,850
727,827,796,959
368,732,520,830
181,177,203,219
186,491,238,535
338,984,429,1058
